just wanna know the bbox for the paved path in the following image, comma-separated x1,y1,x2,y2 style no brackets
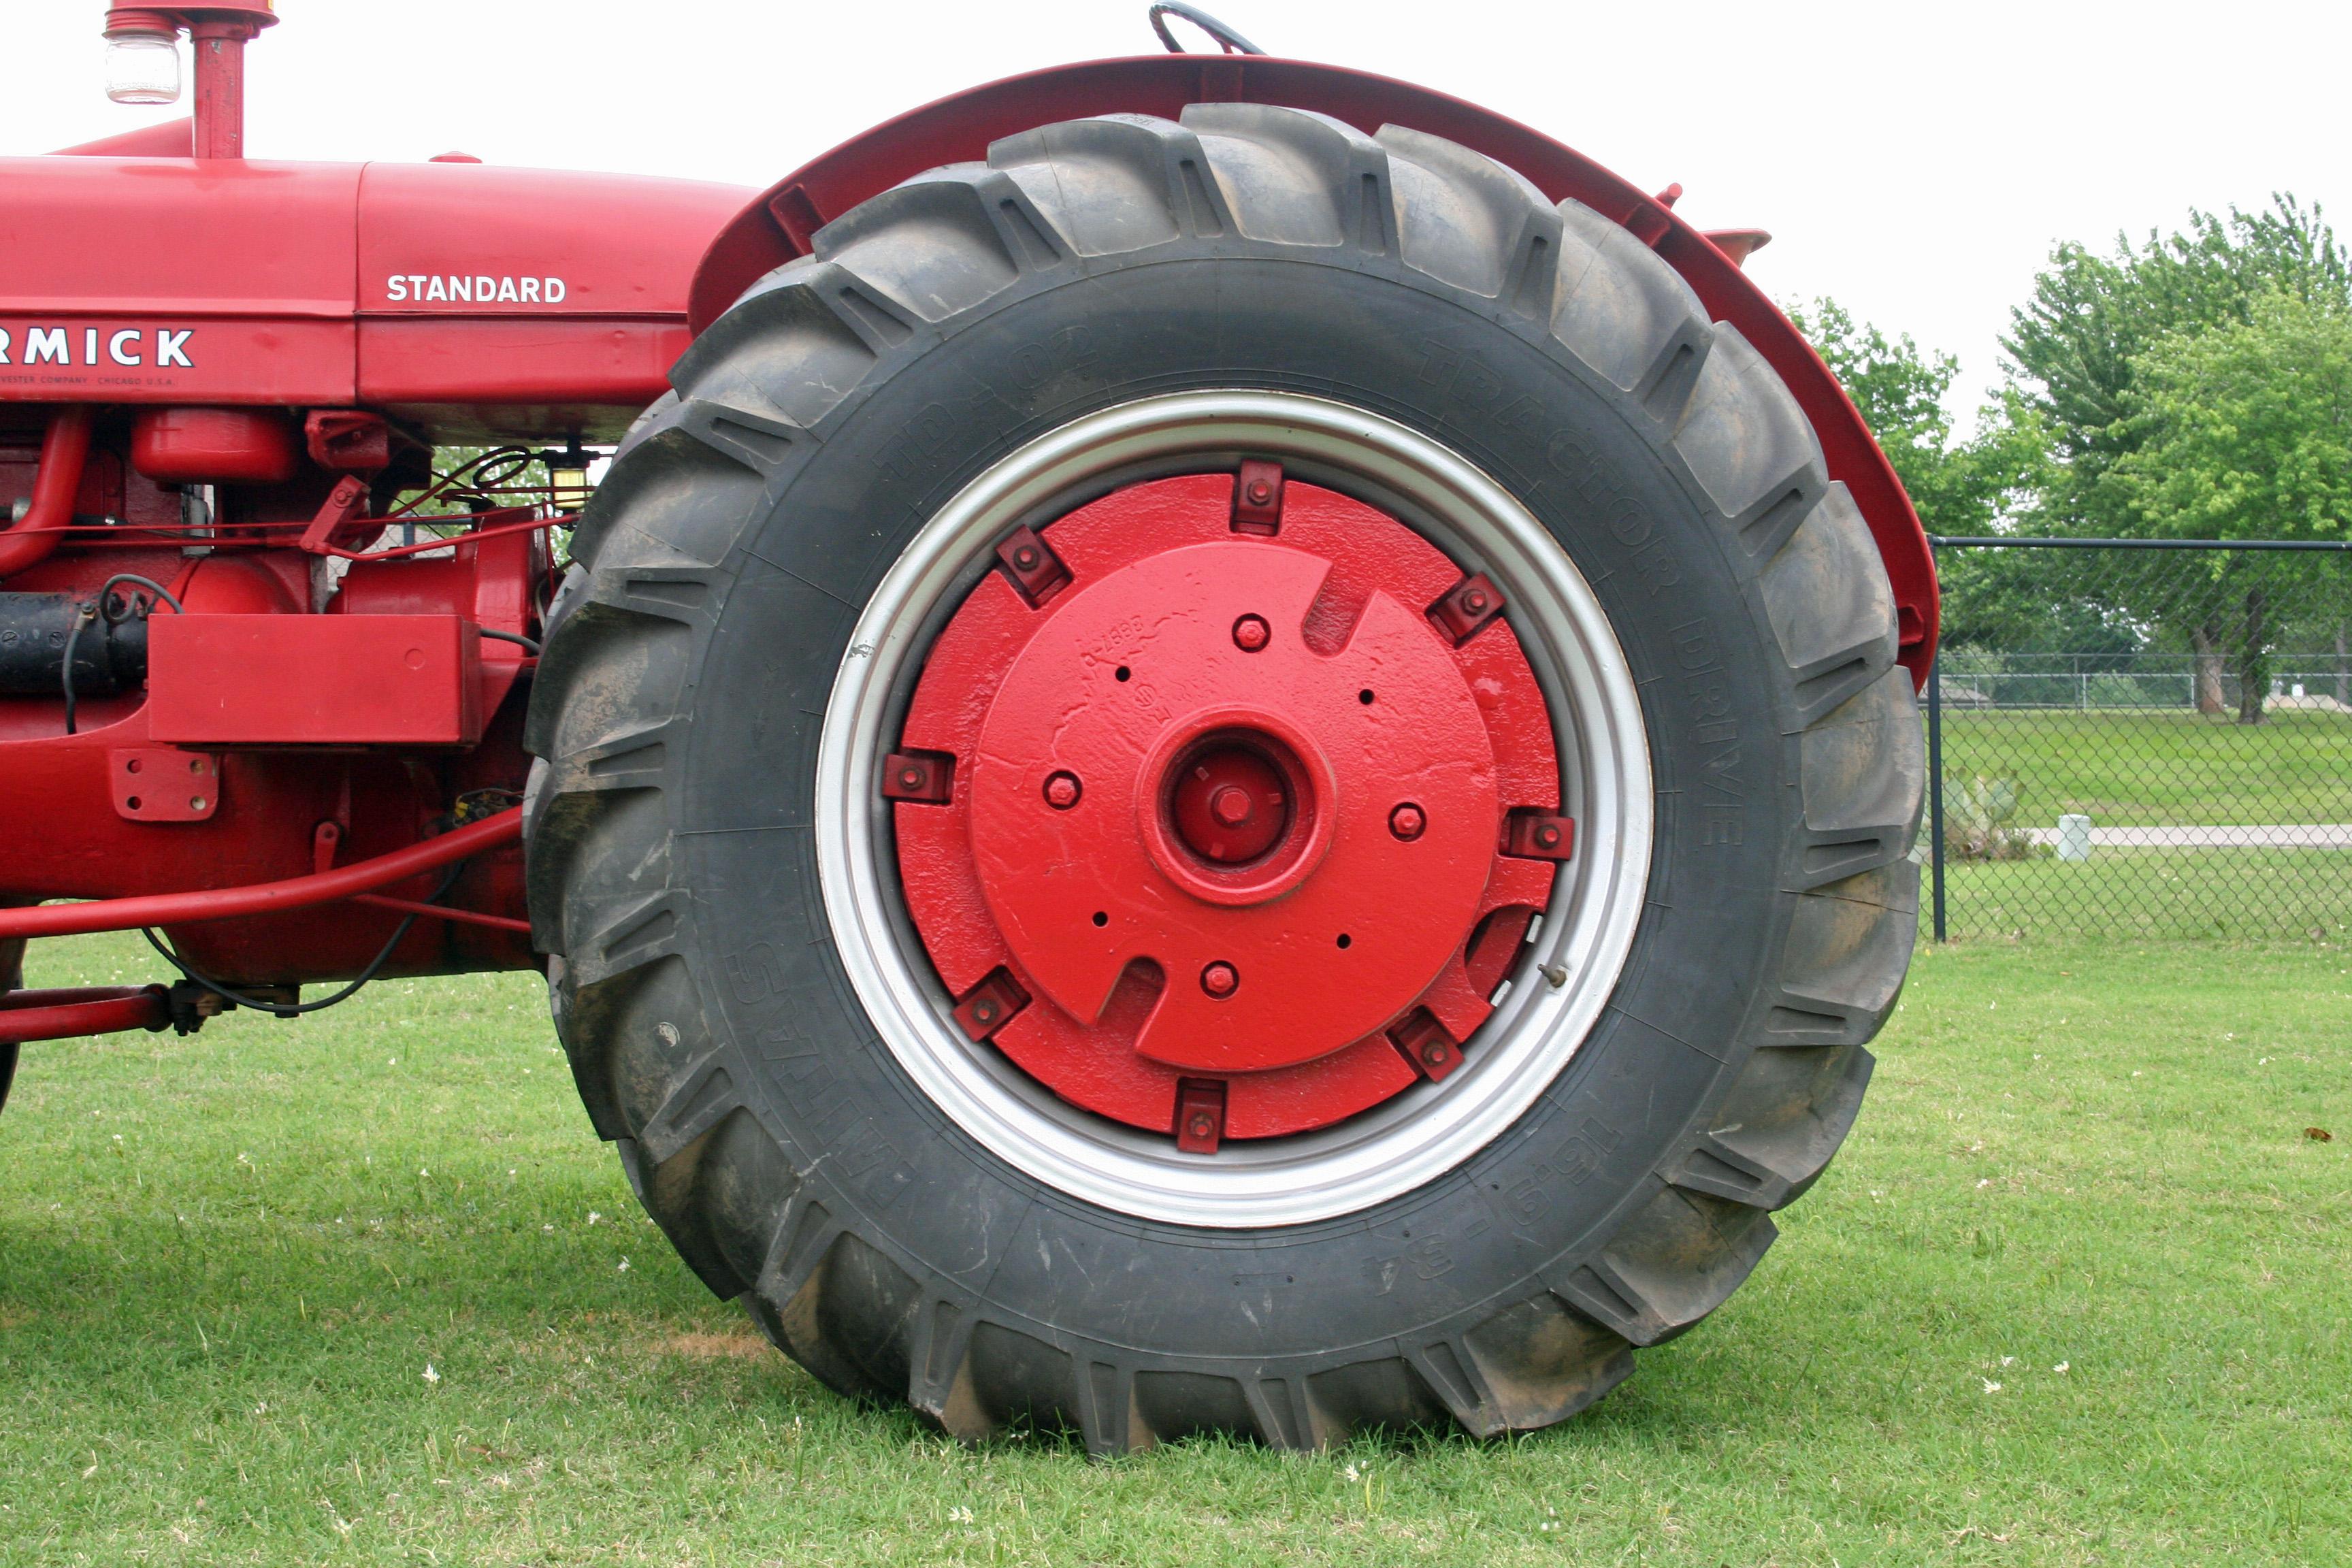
2023,823,2352,849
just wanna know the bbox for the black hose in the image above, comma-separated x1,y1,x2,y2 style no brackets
140,862,463,1019
62,574,183,736
477,627,540,654
1148,3,1264,54
59,602,97,736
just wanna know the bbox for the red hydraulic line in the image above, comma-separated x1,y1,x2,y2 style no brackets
0,406,96,583
0,808,523,942
309,514,566,563
0,986,169,1046
352,892,532,934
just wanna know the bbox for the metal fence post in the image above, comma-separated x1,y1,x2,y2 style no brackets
1927,647,1947,943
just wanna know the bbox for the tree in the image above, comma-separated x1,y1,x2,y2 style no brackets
1789,299,2059,651
1788,297,1971,534
2105,292,2352,720
2003,195,2351,537
2002,196,2352,715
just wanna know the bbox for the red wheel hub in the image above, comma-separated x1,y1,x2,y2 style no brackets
892,471,1568,1143
1171,741,1289,865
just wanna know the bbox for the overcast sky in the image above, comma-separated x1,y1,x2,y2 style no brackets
8,1,2345,423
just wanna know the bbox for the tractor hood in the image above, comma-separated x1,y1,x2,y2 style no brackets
0,150,750,442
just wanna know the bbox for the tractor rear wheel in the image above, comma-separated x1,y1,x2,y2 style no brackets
525,106,1922,1452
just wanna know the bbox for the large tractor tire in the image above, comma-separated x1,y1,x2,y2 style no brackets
525,106,1922,1452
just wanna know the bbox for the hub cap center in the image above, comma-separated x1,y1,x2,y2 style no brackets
1169,736,1294,865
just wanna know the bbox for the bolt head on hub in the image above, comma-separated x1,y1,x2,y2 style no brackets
1170,742,1291,865
1200,961,1239,998
1389,802,1426,840
1043,770,1082,810
1231,614,1269,652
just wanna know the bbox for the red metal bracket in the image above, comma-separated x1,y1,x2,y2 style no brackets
951,968,1029,1041
110,749,220,823
1230,459,1284,535
1502,809,1575,861
880,750,956,804
305,410,393,474
1388,1007,1463,1081
1428,573,1506,647
994,526,1072,607
297,474,372,555
1704,228,1773,269
1174,1077,1227,1153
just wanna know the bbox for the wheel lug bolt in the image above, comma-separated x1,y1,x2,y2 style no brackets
1200,961,1239,998
1389,803,1426,841
1231,614,1269,652
1246,480,1273,506
1014,546,1040,569
1043,770,1082,810
1536,823,1561,849
1464,589,1489,614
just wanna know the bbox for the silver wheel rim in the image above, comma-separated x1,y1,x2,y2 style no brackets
815,391,1652,1227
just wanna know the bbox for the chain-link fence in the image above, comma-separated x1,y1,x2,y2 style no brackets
1925,536,2352,941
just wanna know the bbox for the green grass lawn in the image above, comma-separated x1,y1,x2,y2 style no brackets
1936,708,2352,828
3,933,2347,1565
1937,847,2352,941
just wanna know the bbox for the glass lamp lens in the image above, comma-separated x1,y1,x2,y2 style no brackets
105,35,182,105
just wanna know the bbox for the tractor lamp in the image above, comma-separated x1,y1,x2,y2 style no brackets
545,438,593,511
103,14,182,105
549,465,591,511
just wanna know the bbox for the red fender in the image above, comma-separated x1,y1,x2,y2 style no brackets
689,54,1938,679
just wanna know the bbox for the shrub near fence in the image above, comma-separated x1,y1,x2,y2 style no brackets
1925,536,2352,941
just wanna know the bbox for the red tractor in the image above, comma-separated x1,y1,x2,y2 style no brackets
1,3,1931,1452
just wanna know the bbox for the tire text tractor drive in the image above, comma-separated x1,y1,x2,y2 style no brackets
0,2,1932,1452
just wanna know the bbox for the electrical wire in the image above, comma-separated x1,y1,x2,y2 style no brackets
389,446,538,518
61,573,184,736
142,862,463,1019
477,627,541,654
92,572,184,615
